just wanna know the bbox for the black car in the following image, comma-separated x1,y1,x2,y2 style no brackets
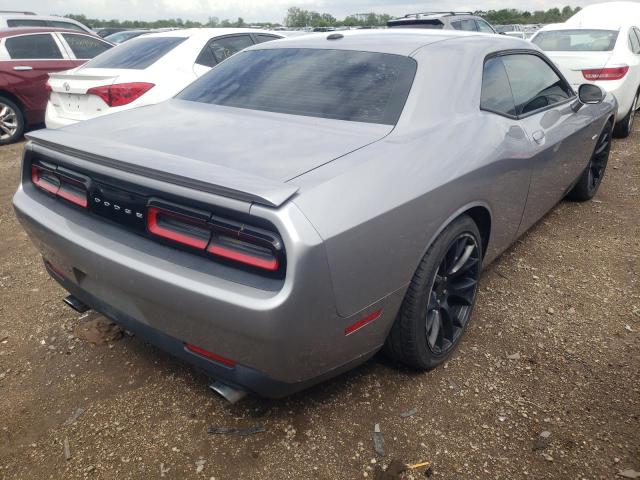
387,11,496,33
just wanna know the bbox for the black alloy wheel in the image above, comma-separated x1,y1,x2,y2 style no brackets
586,125,612,195
384,215,482,370
425,233,481,355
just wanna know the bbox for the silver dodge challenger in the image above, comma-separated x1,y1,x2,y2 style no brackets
13,30,616,400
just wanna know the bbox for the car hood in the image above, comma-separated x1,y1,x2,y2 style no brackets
27,100,393,207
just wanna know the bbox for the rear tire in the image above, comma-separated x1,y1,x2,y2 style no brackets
0,97,24,145
613,89,638,138
384,215,482,370
566,120,613,202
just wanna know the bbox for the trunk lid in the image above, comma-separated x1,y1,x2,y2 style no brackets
47,68,122,120
27,100,392,207
545,51,615,86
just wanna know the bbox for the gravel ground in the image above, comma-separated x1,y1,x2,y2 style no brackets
0,125,638,480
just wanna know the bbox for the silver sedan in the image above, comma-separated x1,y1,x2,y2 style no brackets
13,30,616,399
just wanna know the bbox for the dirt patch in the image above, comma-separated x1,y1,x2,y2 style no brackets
0,127,638,480
74,313,124,346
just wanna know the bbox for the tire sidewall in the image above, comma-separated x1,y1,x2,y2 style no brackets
408,216,482,368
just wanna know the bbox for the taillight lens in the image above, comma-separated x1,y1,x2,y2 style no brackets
86,82,155,107
146,203,283,272
582,66,629,81
147,207,210,250
44,82,52,95
31,163,88,208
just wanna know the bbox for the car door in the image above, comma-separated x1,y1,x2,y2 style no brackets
498,52,599,234
1,33,80,123
193,34,254,77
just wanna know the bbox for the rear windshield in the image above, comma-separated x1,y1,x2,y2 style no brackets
82,36,186,69
532,29,619,51
387,19,444,29
178,48,417,125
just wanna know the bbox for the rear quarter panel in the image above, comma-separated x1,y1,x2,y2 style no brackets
292,39,535,318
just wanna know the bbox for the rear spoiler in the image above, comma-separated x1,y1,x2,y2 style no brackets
25,129,299,208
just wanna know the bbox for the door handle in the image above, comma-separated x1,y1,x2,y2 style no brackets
532,130,546,144
13,65,33,71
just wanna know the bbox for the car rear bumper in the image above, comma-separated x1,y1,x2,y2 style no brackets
44,112,78,129
13,184,402,397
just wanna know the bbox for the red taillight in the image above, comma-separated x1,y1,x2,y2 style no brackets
57,181,88,208
147,207,210,250
184,343,236,368
207,243,279,271
31,165,60,194
146,203,283,272
86,82,155,107
44,82,52,94
582,66,629,81
345,310,382,336
31,164,88,208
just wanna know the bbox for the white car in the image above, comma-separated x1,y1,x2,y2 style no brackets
45,28,283,128
0,11,92,33
567,2,640,26
531,23,640,137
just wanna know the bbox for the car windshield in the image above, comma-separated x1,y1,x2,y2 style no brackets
532,29,619,51
82,36,186,69
177,48,417,125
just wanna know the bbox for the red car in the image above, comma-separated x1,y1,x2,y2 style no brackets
0,27,112,144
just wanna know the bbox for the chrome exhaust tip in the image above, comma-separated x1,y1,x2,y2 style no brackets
63,294,90,313
209,380,247,404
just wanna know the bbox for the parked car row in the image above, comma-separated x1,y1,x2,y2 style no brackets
529,1,640,137
12,27,620,399
0,27,112,144
45,29,283,129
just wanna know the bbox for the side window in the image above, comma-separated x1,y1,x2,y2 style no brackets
481,56,516,116
195,44,217,67
48,21,87,32
635,28,640,52
502,54,573,115
209,35,254,63
6,19,47,27
629,28,640,54
5,34,63,60
476,20,495,33
62,34,111,59
453,19,477,31
255,34,281,44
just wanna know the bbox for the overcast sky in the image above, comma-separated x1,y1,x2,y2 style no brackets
5,0,623,23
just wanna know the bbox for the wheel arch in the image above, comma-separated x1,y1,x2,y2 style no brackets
420,202,492,268
0,90,25,112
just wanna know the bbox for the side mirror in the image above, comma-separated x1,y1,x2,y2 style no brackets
578,84,604,104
